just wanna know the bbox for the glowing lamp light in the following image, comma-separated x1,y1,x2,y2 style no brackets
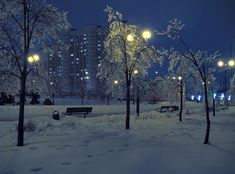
217,60,224,67
27,54,40,64
127,34,134,42
220,93,225,101
33,54,40,62
27,56,34,63
142,30,152,40
178,76,182,80
228,60,235,67
114,80,119,85
228,95,231,101
191,95,195,101
197,95,202,101
213,93,217,99
134,70,138,74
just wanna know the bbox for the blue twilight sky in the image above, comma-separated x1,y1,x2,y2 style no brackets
47,0,235,78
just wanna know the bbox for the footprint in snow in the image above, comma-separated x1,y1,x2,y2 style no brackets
108,149,114,152
123,144,129,147
9,149,18,152
28,147,38,150
30,167,43,172
61,162,72,166
84,140,90,144
96,152,105,157
86,154,93,158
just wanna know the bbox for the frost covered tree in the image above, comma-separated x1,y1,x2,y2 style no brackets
161,19,220,144
0,0,70,146
98,6,164,129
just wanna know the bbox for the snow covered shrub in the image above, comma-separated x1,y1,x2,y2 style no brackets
24,120,36,132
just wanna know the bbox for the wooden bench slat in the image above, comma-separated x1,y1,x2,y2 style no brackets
63,107,92,118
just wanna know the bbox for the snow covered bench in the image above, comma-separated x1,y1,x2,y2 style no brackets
63,107,92,118
159,105,179,113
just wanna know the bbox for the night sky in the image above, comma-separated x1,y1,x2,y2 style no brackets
47,0,235,78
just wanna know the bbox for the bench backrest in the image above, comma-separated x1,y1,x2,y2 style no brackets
66,107,92,113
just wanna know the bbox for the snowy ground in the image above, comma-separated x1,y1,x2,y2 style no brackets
0,102,235,174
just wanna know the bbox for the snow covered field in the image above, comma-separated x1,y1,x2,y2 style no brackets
0,102,235,174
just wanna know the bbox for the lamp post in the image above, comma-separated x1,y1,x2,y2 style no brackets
172,75,183,121
50,82,55,105
217,59,235,108
133,70,140,117
27,54,40,64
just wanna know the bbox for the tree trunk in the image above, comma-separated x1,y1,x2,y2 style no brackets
107,95,109,105
17,73,26,146
136,86,140,117
212,87,215,116
203,81,211,144
179,80,183,121
126,80,131,129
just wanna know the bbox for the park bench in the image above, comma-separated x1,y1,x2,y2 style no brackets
63,107,92,118
159,105,179,113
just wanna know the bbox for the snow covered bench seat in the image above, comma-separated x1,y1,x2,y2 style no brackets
63,107,92,118
159,105,179,113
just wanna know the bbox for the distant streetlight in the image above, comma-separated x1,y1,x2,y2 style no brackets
114,80,119,85
228,59,235,67
134,70,138,74
217,59,235,68
217,60,224,67
217,59,235,108
28,54,40,64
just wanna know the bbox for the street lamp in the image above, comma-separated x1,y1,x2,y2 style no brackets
228,59,235,67
133,70,140,117
127,34,134,42
172,75,183,121
217,59,235,108
114,80,119,85
134,70,138,74
142,30,152,41
27,54,40,64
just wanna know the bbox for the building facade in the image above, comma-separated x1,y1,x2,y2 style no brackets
47,25,105,98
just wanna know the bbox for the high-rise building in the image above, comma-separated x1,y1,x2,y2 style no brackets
46,25,105,98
